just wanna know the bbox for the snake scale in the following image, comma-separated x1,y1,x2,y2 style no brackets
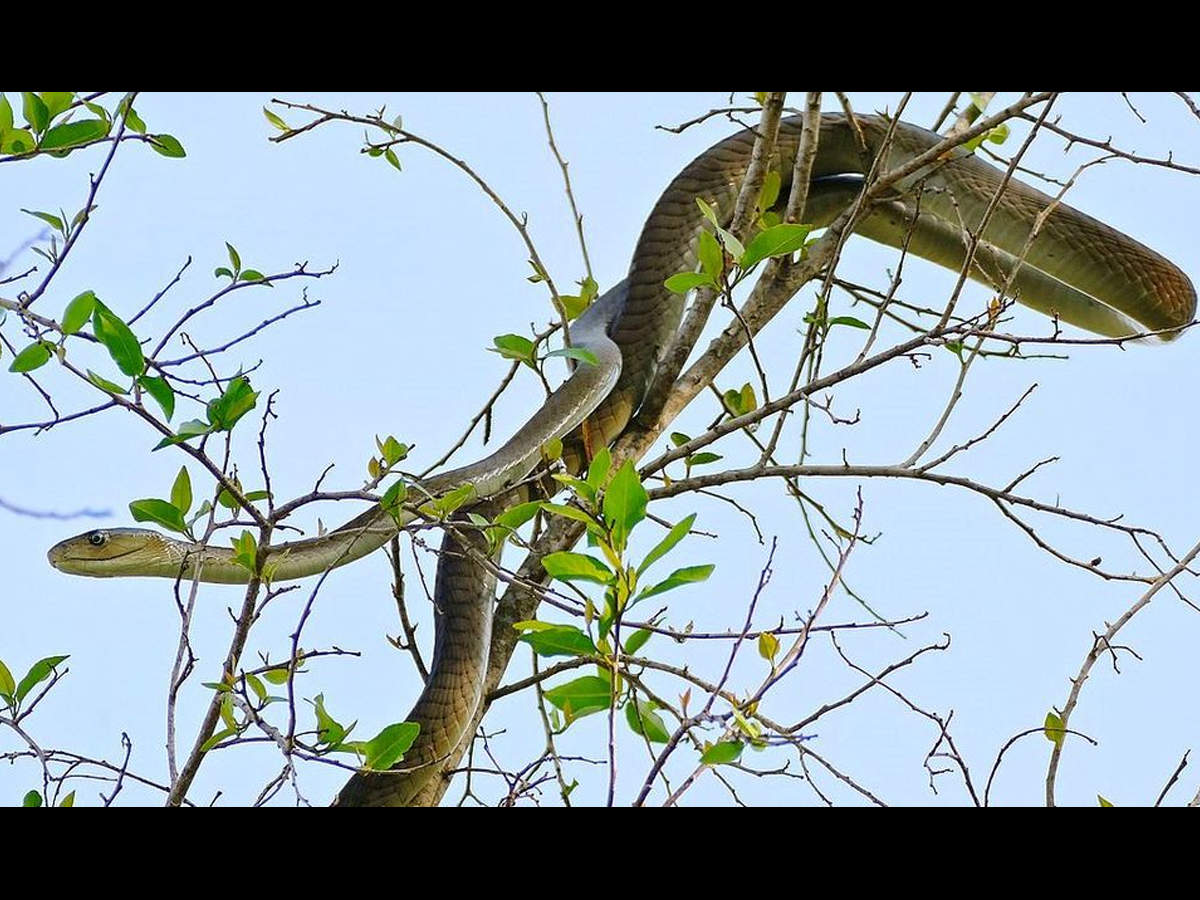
49,112,1196,806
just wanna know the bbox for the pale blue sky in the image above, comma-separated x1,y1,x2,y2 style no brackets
2,92,1198,806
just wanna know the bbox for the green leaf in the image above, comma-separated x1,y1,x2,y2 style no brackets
491,334,536,367
22,208,64,232
664,272,713,294
22,92,48,133
199,727,238,753
827,315,871,330
22,791,42,808
361,722,421,770
546,346,598,366
722,382,758,417
40,119,109,151
0,94,13,133
380,480,409,523
519,624,597,658
377,435,409,466
603,460,647,553
312,693,349,746
758,170,782,212
214,267,234,280
239,269,265,282
9,341,52,373
384,148,401,171
138,374,175,420
263,667,291,685
586,446,611,494
539,503,600,532
625,700,670,743
758,631,779,662
87,370,128,394
149,133,186,158
637,564,715,601
263,107,289,132
987,123,1011,145
624,628,652,655
171,467,192,515
59,790,75,808
685,452,722,468
207,375,258,431
698,229,724,280
129,498,188,535
61,290,96,334
544,675,612,724
1044,711,1066,749
543,551,613,585
0,659,16,702
2,129,36,155
669,432,691,447
92,302,144,377
695,197,719,227
701,740,743,765
1098,795,1114,807
245,672,267,703
39,92,75,119
638,513,696,576
421,482,477,519
122,104,146,134
560,293,589,320
15,655,69,702
152,418,212,451
739,223,813,269
231,530,257,572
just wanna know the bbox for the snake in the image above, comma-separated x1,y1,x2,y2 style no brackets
48,112,1196,806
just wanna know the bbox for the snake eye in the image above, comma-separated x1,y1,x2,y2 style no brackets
87,531,107,547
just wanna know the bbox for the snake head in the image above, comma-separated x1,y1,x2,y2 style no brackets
47,528,177,578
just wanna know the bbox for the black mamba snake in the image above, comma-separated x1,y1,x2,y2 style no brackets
50,112,1196,806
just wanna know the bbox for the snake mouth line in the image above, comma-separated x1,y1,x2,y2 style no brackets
58,546,143,565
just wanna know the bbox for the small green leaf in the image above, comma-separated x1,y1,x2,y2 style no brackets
22,208,64,232
586,446,611,494
152,418,212,451
519,624,597,658
603,460,648,553
263,107,289,132
758,631,780,662
638,513,696,576
312,693,350,747
362,722,421,770
701,740,743,765
1097,795,1114,807
199,727,238,753
231,530,257,572
59,790,76,808
15,655,69,702
171,467,192,515
9,341,52,373
669,432,691,447
214,267,234,280
758,170,782,212
239,269,265,282
491,334,536,367
685,452,722,468
624,628,652,655
543,551,614,585
22,92,48,133
384,148,401,171
739,223,813,269
546,346,599,366
637,564,715,601
87,370,129,394
207,375,258,431
380,479,409,523
544,675,612,724
0,94,13,133
827,315,871,330
22,791,42,808
225,242,241,275
378,435,409,466
1044,711,1066,749
560,293,589,320
92,302,144,377
0,659,17,702
625,700,670,743
138,374,175,420
664,272,713,294
149,133,186,158
61,290,97,334
129,498,188,535
39,119,109,151
245,672,267,703
698,229,724,280
263,667,291,685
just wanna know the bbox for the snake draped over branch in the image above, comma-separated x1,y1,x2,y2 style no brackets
49,110,1196,807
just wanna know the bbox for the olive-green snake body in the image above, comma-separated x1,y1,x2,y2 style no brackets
49,113,1196,806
